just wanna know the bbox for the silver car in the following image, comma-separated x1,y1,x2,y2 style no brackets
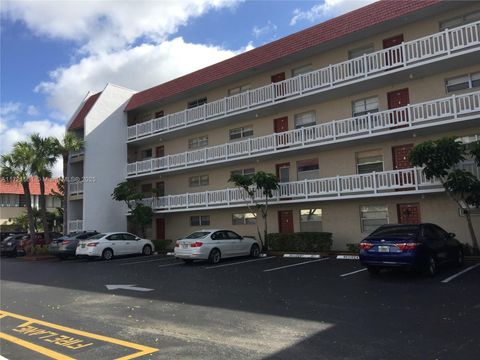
174,229,261,264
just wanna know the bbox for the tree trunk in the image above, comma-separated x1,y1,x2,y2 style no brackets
63,154,68,235
22,181,36,255
263,197,269,250
39,177,49,243
465,211,479,252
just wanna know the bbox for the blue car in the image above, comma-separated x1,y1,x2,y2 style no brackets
359,223,464,276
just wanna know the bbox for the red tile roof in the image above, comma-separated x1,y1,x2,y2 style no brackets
0,178,59,196
125,0,441,112
68,92,101,130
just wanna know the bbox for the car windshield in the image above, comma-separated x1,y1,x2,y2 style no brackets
185,231,210,239
370,225,419,237
87,233,106,240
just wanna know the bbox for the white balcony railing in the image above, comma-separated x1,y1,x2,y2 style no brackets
139,163,479,212
127,90,480,177
127,21,480,141
68,182,84,196
69,148,84,161
68,220,83,232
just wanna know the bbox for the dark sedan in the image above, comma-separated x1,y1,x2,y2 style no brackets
48,231,99,259
1,233,26,256
359,223,464,276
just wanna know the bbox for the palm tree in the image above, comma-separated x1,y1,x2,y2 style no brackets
1,143,36,251
54,132,84,234
29,134,58,243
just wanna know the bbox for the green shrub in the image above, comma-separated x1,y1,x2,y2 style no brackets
151,239,170,253
266,232,332,252
346,243,360,253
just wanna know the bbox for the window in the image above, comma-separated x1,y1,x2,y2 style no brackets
292,64,313,77
0,194,19,207
300,209,322,232
445,72,480,93
297,159,319,180
154,110,164,119
190,215,210,226
228,84,250,96
294,111,316,129
356,151,384,174
188,135,209,150
439,11,480,31
141,149,152,159
187,97,207,109
348,44,374,59
18,194,27,207
229,126,253,141
360,205,389,233
189,175,209,187
352,96,379,117
230,168,255,178
232,213,256,225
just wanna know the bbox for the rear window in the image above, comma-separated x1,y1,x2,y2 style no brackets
88,233,106,240
370,225,419,237
185,231,210,239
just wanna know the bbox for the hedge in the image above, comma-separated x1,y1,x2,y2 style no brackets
151,239,171,253
266,232,332,252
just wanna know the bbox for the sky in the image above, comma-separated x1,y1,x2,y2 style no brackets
0,0,377,176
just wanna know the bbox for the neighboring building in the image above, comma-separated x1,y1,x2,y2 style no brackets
0,178,61,228
67,0,480,249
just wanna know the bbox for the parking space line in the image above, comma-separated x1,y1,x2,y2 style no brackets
340,268,367,277
120,257,177,266
205,256,275,269
263,257,329,272
441,263,480,283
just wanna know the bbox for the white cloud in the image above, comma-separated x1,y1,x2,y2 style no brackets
0,101,21,116
35,37,251,118
27,105,39,116
0,120,65,177
290,0,378,26
252,20,277,39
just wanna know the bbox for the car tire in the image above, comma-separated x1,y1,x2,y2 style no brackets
456,247,464,267
208,248,221,265
424,255,437,277
142,245,152,256
367,266,380,276
182,259,194,264
102,248,114,261
250,244,260,258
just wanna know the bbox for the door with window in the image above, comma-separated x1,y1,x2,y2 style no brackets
278,210,294,233
397,203,421,224
392,144,414,189
383,34,404,68
274,116,289,147
122,233,140,254
156,218,165,240
271,72,286,98
387,88,409,127
276,163,290,198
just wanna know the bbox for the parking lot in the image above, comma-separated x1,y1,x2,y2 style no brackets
1,253,480,359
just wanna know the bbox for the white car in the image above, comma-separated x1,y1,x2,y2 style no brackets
76,232,154,260
174,229,261,264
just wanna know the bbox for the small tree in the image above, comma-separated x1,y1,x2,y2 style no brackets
410,137,480,252
229,171,279,249
111,181,153,238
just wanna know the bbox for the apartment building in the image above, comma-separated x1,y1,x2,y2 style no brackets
67,0,480,249
0,178,60,229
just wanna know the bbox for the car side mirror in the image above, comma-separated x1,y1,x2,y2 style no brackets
136,237,141,241
448,232,456,238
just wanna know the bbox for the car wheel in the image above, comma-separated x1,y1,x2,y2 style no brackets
142,245,152,256
424,255,437,277
208,249,221,264
250,244,260,258
182,259,194,264
456,247,464,267
367,266,380,276
102,248,114,261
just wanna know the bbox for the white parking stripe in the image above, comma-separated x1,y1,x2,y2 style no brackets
340,268,367,277
263,257,329,272
205,256,275,269
120,257,177,266
441,263,480,283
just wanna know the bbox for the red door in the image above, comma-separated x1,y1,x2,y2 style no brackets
156,146,164,158
387,88,409,127
274,116,289,147
392,144,414,190
383,34,404,67
278,210,294,234
397,203,421,224
156,218,165,240
271,72,286,98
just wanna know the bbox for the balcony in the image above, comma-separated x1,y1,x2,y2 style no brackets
139,162,479,213
126,90,480,178
68,182,84,198
69,220,83,232
127,21,480,143
69,148,85,163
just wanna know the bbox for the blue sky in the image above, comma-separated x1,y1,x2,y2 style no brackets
0,0,375,174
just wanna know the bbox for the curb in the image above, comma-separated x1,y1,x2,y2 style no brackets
283,254,322,258
18,255,56,261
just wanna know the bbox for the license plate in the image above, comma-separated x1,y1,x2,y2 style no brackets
182,244,188,248
378,246,390,252
81,244,85,248
7,242,12,246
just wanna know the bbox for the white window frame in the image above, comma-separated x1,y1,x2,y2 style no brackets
190,215,210,226
439,10,480,31
189,175,209,187
294,111,316,129
292,64,313,77
228,84,251,96
445,72,480,93
297,159,319,181
352,96,379,117
360,205,389,233
188,135,209,150
187,97,207,109
229,126,253,141
356,152,384,174
230,168,255,178
232,213,257,225
348,44,374,59
300,209,322,222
